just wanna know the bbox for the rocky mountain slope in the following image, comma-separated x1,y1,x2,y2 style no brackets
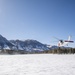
0,35,49,51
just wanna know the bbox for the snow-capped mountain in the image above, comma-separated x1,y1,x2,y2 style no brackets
49,45,59,49
10,39,49,51
0,35,14,49
0,35,49,51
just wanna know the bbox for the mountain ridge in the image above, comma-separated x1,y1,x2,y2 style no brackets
0,35,50,51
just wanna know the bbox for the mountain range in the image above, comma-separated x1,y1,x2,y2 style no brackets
0,35,51,51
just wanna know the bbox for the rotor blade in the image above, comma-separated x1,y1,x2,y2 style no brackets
50,41,58,42
53,36,60,40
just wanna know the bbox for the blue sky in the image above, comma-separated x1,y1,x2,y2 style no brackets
0,0,75,47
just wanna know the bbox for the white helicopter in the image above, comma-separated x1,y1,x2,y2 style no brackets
54,36,74,47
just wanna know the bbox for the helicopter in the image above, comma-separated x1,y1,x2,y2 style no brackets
54,36,74,47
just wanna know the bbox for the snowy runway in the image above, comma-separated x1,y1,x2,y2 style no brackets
0,54,75,75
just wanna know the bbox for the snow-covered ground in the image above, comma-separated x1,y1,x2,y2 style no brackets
0,54,75,75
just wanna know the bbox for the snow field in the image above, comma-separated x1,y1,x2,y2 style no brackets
0,54,75,75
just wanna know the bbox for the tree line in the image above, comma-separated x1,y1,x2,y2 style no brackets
42,48,75,54
0,48,75,54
